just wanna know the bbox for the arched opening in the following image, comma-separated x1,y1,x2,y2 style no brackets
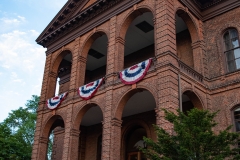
182,91,203,114
85,33,108,84
124,11,154,68
175,10,194,68
78,104,103,160
41,115,65,160
55,51,72,95
118,89,156,160
222,28,240,72
124,126,147,160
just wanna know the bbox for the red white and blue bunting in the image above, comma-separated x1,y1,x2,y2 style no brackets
120,58,152,85
78,78,104,100
46,92,68,110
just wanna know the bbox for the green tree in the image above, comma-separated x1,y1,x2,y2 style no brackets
140,108,240,160
0,95,39,160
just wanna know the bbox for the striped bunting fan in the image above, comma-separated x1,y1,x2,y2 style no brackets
46,92,68,110
120,58,152,85
78,78,104,100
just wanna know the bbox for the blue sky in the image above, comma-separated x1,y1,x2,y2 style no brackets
0,0,67,122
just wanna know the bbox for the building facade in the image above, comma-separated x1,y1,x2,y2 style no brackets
32,0,240,159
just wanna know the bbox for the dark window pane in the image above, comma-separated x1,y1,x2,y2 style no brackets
230,29,238,39
224,32,230,41
235,115,240,119
236,121,240,132
226,50,235,61
225,41,232,51
228,60,236,72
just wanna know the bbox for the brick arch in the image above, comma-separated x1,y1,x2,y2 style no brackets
80,30,109,59
51,49,73,74
72,102,104,130
76,31,109,87
182,89,204,110
120,119,152,160
118,7,154,41
121,119,152,139
175,9,199,43
227,100,240,111
41,114,65,138
46,49,73,98
114,87,157,120
37,114,65,160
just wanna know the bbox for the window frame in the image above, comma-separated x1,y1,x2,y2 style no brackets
223,28,240,72
233,106,240,133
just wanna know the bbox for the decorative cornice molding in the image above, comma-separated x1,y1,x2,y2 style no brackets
38,0,142,55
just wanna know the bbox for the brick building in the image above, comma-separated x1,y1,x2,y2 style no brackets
32,0,240,159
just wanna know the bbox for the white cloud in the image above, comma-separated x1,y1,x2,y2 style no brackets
1,17,21,25
0,30,46,73
0,15,26,32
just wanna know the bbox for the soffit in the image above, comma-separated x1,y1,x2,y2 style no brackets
193,0,226,10
37,0,140,49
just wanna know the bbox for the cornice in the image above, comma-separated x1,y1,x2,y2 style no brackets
43,0,142,55
36,0,85,43
37,0,143,50
180,0,240,22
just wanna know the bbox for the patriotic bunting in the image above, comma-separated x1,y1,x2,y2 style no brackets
46,92,68,110
120,58,152,85
78,78,104,100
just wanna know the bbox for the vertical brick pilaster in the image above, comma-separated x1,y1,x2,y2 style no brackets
192,40,205,74
106,16,117,82
154,0,179,132
156,68,179,132
52,127,65,160
37,137,48,160
32,54,53,160
68,37,81,97
62,106,73,160
155,0,176,59
68,129,80,160
102,87,114,160
110,119,122,160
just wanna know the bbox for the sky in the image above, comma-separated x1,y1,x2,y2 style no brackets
0,0,68,122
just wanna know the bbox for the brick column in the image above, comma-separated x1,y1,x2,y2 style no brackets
101,85,114,160
61,106,74,160
110,119,122,160
32,53,53,160
68,37,81,97
68,129,81,160
51,127,65,160
192,40,205,75
106,16,120,84
37,137,48,160
154,0,179,131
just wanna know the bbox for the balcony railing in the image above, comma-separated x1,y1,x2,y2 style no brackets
179,60,203,82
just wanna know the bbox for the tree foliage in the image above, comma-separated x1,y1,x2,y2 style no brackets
0,95,39,160
140,108,240,160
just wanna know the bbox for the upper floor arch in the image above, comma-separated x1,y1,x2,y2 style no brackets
117,7,155,70
175,8,199,43
47,50,73,98
114,87,157,120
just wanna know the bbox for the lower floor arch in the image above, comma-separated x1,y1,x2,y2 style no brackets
182,90,203,113
115,88,157,160
74,104,103,160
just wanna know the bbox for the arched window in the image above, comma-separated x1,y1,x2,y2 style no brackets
223,29,240,72
234,107,240,132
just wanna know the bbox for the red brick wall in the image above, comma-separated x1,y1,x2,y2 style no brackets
176,29,193,68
